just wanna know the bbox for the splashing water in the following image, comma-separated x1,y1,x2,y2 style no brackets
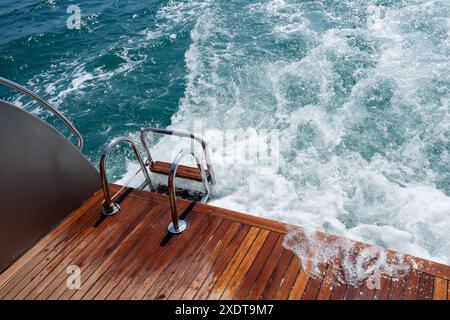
283,226,416,285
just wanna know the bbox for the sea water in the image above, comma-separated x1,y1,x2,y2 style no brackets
0,0,449,264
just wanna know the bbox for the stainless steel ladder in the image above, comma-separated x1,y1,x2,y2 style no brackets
99,128,215,234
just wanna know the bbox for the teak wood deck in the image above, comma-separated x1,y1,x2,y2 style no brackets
0,185,449,300
150,161,210,182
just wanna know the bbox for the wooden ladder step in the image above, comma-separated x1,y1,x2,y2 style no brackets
149,161,209,182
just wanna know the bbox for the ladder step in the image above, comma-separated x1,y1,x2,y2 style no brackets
150,161,210,182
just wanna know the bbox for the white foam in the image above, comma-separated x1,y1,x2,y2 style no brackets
139,0,211,41
283,226,414,286
29,45,147,107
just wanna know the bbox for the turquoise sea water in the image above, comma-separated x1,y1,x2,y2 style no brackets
1,0,449,264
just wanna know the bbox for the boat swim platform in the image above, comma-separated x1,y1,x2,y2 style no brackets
1,185,449,300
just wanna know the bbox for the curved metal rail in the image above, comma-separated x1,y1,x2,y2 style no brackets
99,137,152,216
0,77,83,150
140,127,216,185
168,149,211,234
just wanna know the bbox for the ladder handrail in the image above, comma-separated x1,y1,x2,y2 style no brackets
0,77,83,150
140,127,216,185
99,137,152,215
167,149,211,234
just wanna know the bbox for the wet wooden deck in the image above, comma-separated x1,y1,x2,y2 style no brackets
0,185,449,300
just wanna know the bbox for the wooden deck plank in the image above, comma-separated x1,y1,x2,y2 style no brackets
108,213,218,299
432,277,447,300
406,258,450,281
60,204,169,300
168,220,234,300
344,282,364,300
5,195,139,300
329,282,347,300
220,229,270,300
260,250,294,300
371,275,391,300
274,256,302,300
192,225,251,300
116,215,209,300
79,205,170,300
179,222,241,300
288,269,309,300
207,227,261,300
150,161,210,183
389,277,407,300
121,186,450,280
403,272,420,300
61,202,167,300
34,197,157,299
315,264,334,300
1,185,450,300
417,272,433,300
357,280,374,300
126,213,209,300
145,216,224,300
128,187,287,235
233,233,279,300
301,277,323,300
35,200,160,300
247,236,285,300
